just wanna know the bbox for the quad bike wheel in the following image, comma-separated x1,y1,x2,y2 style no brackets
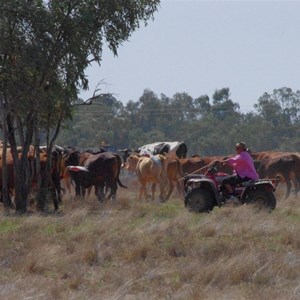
244,190,276,211
185,188,213,213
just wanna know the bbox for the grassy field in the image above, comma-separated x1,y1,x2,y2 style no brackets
1,184,300,300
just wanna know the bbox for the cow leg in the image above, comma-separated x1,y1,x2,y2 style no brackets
294,172,300,197
8,192,15,209
292,179,300,197
138,185,144,201
0,189,15,210
75,183,81,197
87,186,92,196
151,183,156,201
104,184,111,198
146,187,151,200
81,186,86,198
165,181,174,201
284,179,292,199
176,180,185,198
137,178,145,201
295,177,300,197
289,171,299,197
52,170,62,204
105,189,112,200
73,174,84,199
281,173,292,199
158,172,169,202
158,181,166,202
62,176,72,195
5,190,15,209
50,185,59,211
96,184,105,202
74,185,85,200
139,181,148,201
104,181,112,201
107,180,117,201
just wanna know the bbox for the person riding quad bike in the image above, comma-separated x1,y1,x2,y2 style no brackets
216,142,258,203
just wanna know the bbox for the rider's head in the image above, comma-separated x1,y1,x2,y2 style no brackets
235,142,247,152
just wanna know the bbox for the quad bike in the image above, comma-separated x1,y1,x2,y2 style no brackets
184,163,279,213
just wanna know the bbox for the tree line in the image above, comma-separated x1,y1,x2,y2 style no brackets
56,86,300,156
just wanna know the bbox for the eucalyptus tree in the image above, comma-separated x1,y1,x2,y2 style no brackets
194,95,211,118
212,87,240,119
253,88,300,150
57,94,126,148
137,89,163,133
169,92,197,122
0,0,160,213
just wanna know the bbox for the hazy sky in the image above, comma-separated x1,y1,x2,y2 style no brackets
80,0,300,113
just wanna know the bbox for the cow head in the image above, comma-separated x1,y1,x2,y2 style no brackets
63,148,81,167
123,154,140,171
118,149,134,167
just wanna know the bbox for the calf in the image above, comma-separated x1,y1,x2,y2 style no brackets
125,154,168,201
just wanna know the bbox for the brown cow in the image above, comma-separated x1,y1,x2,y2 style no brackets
179,156,206,176
0,145,60,210
125,154,168,202
179,155,231,176
65,151,126,201
0,145,36,208
250,151,286,161
256,153,300,199
164,158,185,200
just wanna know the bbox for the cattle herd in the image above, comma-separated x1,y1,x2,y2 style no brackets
1,140,300,211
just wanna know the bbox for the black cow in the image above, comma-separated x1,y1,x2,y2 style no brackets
65,151,126,201
118,149,134,165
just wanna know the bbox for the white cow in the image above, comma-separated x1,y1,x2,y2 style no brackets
138,141,187,159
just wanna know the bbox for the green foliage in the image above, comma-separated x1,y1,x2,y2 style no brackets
56,86,300,155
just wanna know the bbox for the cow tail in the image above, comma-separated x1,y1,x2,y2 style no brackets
115,154,127,188
117,177,127,188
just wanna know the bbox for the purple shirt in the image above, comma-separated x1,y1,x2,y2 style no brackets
227,151,259,180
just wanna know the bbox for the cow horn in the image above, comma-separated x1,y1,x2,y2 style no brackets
67,165,89,172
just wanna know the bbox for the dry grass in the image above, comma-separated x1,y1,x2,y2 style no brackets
1,184,300,299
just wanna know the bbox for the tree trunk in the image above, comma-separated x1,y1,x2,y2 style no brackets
14,162,28,214
6,114,33,214
0,99,11,212
34,129,46,212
